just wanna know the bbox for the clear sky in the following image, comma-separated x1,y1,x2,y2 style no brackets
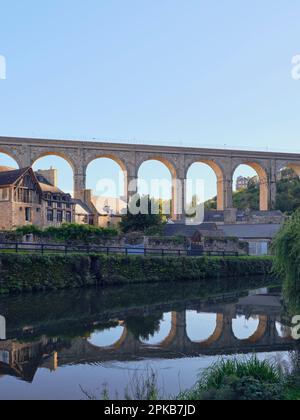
0,1,300,200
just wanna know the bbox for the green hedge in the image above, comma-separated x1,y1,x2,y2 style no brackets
0,254,95,294
14,223,119,243
0,254,273,294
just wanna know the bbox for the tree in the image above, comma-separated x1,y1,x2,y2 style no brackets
204,169,300,213
272,210,300,314
120,195,166,234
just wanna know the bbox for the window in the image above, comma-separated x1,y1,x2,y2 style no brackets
57,211,63,223
66,212,72,223
47,210,53,222
0,188,9,201
25,207,31,222
249,242,269,256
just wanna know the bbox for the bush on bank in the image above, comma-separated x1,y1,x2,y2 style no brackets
0,254,95,294
178,357,285,401
272,210,300,314
98,255,273,285
180,356,300,401
14,223,119,243
0,253,273,294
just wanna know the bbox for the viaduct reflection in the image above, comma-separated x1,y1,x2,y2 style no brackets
0,292,298,383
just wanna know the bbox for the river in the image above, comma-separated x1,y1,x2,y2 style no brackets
0,276,298,400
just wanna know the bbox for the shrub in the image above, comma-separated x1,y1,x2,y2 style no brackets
15,225,43,236
15,223,119,244
120,195,166,234
272,210,300,313
178,357,284,401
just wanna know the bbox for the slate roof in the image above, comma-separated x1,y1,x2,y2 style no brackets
221,224,282,239
0,167,31,187
164,223,219,238
164,222,282,240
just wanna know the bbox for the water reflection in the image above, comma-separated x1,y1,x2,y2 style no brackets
0,277,298,399
186,312,218,342
232,316,260,340
88,323,125,348
276,322,293,338
141,313,172,345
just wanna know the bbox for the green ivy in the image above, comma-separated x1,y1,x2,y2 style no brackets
0,253,273,294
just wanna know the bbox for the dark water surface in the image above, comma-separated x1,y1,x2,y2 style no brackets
0,276,298,400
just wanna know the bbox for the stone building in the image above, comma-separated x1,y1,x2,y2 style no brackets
36,169,96,226
0,166,96,230
35,171,75,227
236,176,249,191
236,175,259,191
0,166,44,230
72,199,95,225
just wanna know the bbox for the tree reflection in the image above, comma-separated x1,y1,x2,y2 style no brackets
125,314,163,341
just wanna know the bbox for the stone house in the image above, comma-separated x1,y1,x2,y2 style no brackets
35,171,75,227
0,166,44,230
72,199,95,225
0,166,96,230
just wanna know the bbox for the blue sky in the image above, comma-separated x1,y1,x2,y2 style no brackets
0,1,300,200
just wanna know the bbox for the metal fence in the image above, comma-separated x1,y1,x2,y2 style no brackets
0,242,241,258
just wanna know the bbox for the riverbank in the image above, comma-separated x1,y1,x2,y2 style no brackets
95,357,300,401
0,253,273,294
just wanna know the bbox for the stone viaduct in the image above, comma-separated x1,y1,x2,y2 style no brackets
1,135,300,219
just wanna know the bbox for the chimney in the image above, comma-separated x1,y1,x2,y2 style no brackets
36,168,58,187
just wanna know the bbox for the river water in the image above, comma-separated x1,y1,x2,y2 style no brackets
0,276,298,400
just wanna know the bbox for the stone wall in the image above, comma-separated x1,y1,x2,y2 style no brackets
236,210,286,225
0,201,44,230
0,230,248,255
203,237,249,255
146,236,189,251
0,202,13,230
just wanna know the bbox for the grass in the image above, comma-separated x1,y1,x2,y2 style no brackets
178,357,283,400
199,357,281,387
81,367,164,401
84,357,300,401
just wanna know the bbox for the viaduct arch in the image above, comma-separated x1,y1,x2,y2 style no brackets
1,136,300,219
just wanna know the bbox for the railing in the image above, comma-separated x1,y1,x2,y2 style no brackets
0,242,241,258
